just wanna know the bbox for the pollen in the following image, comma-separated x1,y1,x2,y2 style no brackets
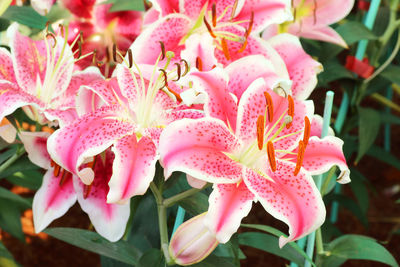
212,3,217,27
196,56,203,71
264,91,274,122
267,141,277,172
221,38,231,60
303,116,310,147
286,95,294,129
257,115,265,150
294,140,305,176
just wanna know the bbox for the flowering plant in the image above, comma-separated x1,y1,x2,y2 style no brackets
0,0,399,266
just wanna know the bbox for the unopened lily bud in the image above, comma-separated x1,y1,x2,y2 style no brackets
169,213,219,266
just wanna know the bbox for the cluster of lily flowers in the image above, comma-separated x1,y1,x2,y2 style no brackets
0,0,354,265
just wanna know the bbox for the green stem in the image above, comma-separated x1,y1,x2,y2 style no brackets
163,184,209,207
149,182,174,265
315,229,324,255
0,146,25,174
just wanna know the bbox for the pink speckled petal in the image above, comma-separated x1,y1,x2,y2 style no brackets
0,81,42,121
214,26,286,76
179,0,206,18
243,161,326,247
189,67,237,131
129,14,192,65
289,25,348,48
235,0,292,33
19,131,51,169
33,169,77,233
159,117,242,183
205,182,254,243
61,0,95,18
225,55,288,100
309,114,334,137
44,108,78,127
288,136,350,184
0,48,17,83
268,34,322,100
47,105,135,185
169,213,219,266
107,135,158,203
53,67,105,110
74,151,130,241
236,78,314,152
8,23,74,98
181,34,217,72
298,0,354,27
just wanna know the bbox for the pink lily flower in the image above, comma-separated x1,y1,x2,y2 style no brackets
64,0,143,76
47,53,203,204
0,23,104,126
159,67,350,246
169,213,219,265
19,130,130,241
263,0,355,47
145,0,292,34
131,0,292,71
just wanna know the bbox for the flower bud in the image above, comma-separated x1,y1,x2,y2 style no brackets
169,213,219,266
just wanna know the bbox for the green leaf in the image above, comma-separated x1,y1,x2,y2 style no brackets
0,187,31,207
325,194,368,226
177,192,209,215
0,241,18,267
380,113,400,125
381,65,400,85
137,249,165,267
1,6,48,29
6,170,43,190
44,227,142,265
356,107,381,163
367,145,400,170
241,224,315,266
109,0,145,12
317,60,354,86
0,201,24,241
320,235,399,267
0,146,17,165
191,255,237,267
238,232,307,266
336,21,377,46
0,158,39,179
349,168,369,215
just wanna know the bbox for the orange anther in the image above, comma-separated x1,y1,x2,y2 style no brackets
237,38,248,53
203,16,217,38
245,11,254,38
303,116,310,147
230,0,239,20
264,91,274,123
196,56,203,71
286,95,294,129
212,3,217,27
256,115,265,150
267,141,277,172
159,41,166,60
50,160,55,167
221,38,231,60
88,155,98,170
294,140,305,176
166,86,183,103
59,170,71,187
53,164,61,177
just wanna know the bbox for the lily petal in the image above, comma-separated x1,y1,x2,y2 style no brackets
243,161,326,247
289,25,348,48
186,175,207,189
268,34,323,100
0,121,16,143
47,105,135,185
235,0,292,33
73,151,130,242
181,33,218,72
309,114,334,137
204,182,254,243
189,67,237,131
0,47,17,83
19,131,52,169
107,135,158,204
160,117,243,183
33,169,77,233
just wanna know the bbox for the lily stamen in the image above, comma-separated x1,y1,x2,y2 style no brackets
267,141,277,172
303,116,310,147
264,91,274,122
221,38,231,60
212,3,217,27
294,140,305,176
230,0,239,20
83,184,93,199
286,95,294,129
159,41,166,60
196,56,203,71
180,59,190,76
173,62,181,81
257,115,265,150
59,170,70,187
53,164,61,177
203,16,217,38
